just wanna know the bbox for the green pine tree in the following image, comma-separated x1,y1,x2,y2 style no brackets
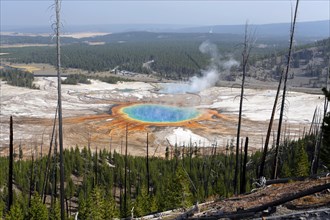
134,186,150,217
281,161,291,178
293,141,309,177
0,198,5,219
49,201,61,220
28,192,48,220
5,201,24,220
103,194,119,220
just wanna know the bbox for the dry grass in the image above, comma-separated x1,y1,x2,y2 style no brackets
9,65,40,72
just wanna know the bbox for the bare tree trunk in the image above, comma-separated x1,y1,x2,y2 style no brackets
124,124,128,216
146,133,150,194
309,107,318,136
240,137,249,194
42,106,58,203
272,0,299,179
8,116,13,211
54,0,65,218
235,22,252,194
312,66,329,174
95,146,98,186
28,147,35,208
259,70,283,178
51,131,58,209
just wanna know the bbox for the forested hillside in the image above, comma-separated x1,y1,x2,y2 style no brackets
2,41,211,80
0,133,327,219
1,34,329,83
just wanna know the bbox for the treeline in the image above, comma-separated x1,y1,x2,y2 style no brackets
0,35,79,45
1,133,328,219
0,68,38,89
2,42,211,80
62,74,91,85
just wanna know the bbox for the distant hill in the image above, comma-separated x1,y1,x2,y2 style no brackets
2,20,329,40
178,20,330,39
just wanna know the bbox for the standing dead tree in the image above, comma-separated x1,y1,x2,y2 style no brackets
124,124,128,216
54,0,65,218
272,0,299,179
42,106,58,203
234,22,254,194
259,69,284,179
7,116,13,212
146,133,150,195
312,65,329,174
240,137,249,194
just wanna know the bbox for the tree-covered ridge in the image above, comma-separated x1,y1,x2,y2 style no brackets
0,134,324,219
2,36,329,83
0,68,38,89
1,41,212,79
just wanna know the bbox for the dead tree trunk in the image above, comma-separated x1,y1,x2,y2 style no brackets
240,137,249,194
146,133,150,194
95,146,98,186
235,22,253,194
273,0,299,179
312,66,329,174
51,131,58,210
8,116,13,211
124,124,128,216
196,182,330,219
54,0,65,218
28,146,35,208
259,70,283,178
42,106,58,203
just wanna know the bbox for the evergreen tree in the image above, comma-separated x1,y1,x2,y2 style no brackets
49,201,61,220
293,141,310,177
134,186,151,217
103,194,119,219
281,161,291,178
5,201,24,220
0,197,5,219
28,192,48,220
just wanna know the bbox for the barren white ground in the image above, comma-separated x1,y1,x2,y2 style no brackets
0,77,324,156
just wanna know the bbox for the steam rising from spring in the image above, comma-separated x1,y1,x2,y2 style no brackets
161,41,239,94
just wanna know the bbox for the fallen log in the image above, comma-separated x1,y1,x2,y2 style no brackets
265,173,329,185
190,183,330,219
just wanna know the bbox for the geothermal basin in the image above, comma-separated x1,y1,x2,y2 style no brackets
0,77,324,157
120,104,201,123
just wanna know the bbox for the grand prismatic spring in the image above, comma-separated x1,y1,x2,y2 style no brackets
120,104,201,123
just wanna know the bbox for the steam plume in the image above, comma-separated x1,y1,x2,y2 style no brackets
161,41,239,94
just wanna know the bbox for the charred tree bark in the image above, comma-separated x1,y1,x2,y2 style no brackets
8,116,13,211
273,0,299,179
240,137,249,194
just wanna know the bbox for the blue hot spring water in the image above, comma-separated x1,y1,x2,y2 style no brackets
121,104,201,123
